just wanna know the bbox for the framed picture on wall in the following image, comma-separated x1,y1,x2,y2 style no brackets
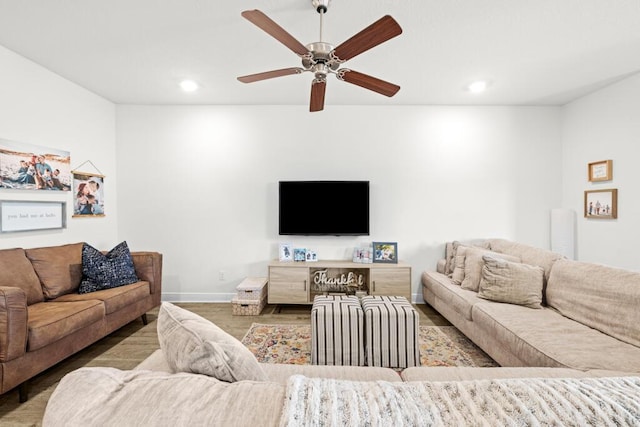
0,138,71,191
372,242,398,264
72,172,105,217
584,189,617,219
588,160,612,182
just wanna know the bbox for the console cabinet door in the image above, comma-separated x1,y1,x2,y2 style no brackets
370,268,411,300
268,267,309,303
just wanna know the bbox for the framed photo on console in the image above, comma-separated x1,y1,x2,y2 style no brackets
372,242,398,264
278,243,293,261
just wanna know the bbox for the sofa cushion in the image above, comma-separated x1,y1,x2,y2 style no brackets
488,239,564,282
25,242,83,299
422,271,482,321
27,300,105,351
79,242,139,294
43,367,285,427
0,248,44,305
157,302,267,382
461,247,519,292
471,302,640,372
478,256,543,309
547,258,640,348
53,281,150,314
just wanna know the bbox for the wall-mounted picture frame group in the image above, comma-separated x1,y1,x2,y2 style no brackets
372,242,398,264
0,138,71,191
0,200,67,233
588,159,613,182
584,189,617,219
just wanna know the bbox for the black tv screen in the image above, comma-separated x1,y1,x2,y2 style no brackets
279,181,370,236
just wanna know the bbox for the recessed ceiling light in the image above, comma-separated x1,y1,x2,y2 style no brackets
180,80,199,92
467,80,488,94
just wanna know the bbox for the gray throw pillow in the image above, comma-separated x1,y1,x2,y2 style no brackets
157,302,267,382
461,247,520,292
478,256,544,309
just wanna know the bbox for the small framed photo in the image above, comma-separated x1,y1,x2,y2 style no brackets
293,248,307,262
372,242,398,264
278,243,293,262
588,160,612,182
584,189,617,219
306,250,318,262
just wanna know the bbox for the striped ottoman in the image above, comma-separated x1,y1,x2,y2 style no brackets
361,296,420,368
311,295,365,366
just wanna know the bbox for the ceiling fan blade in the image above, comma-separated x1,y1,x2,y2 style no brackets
241,10,309,56
309,79,326,112
238,67,304,83
338,69,400,97
332,15,402,62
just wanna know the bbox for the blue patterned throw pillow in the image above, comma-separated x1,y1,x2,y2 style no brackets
78,241,139,294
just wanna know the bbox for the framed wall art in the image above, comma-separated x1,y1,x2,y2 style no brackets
0,138,71,191
584,189,617,219
0,200,66,233
373,242,398,264
72,171,105,217
588,160,612,182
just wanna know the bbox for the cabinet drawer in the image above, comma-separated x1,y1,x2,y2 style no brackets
370,268,411,299
268,267,309,303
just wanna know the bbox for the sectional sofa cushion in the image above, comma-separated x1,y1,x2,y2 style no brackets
0,248,44,305
471,302,640,372
79,242,139,294
25,243,83,299
478,256,543,308
43,367,285,427
445,240,492,277
53,281,150,314
421,271,483,321
461,248,519,292
547,259,640,348
488,239,564,282
157,302,267,382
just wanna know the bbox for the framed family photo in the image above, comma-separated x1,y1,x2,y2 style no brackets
0,138,71,191
588,160,612,182
584,189,617,219
372,242,398,264
72,172,105,217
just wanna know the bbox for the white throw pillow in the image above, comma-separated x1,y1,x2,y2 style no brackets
478,256,544,309
157,302,267,382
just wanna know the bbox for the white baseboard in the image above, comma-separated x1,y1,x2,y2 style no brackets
162,292,426,304
162,293,236,303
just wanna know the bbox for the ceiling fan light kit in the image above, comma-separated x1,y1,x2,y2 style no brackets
238,0,402,112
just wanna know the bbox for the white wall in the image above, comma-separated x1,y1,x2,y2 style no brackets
0,46,118,250
561,72,640,270
116,105,562,302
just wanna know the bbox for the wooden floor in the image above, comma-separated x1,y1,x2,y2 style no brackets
0,302,449,426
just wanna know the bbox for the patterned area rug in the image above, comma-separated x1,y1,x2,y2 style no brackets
241,323,497,367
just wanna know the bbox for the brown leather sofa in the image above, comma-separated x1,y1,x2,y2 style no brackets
0,242,162,401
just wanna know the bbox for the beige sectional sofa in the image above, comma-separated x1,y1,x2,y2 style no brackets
422,238,640,372
42,301,640,426
0,242,162,401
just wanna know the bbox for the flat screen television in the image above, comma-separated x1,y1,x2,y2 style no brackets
279,181,370,236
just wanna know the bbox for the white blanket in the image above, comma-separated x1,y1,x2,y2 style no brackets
280,375,640,426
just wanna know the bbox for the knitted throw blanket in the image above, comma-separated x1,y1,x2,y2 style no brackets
280,375,640,426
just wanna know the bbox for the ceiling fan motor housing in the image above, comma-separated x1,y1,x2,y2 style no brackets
302,42,339,71
311,0,331,13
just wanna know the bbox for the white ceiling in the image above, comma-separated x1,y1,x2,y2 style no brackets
1,0,639,107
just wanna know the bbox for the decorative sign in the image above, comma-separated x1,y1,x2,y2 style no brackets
312,268,366,294
0,200,66,233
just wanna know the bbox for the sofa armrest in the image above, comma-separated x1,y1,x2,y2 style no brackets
436,259,446,274
0,286,28,362
131,252,163,305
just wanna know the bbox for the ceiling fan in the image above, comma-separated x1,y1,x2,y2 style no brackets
237,0,402,112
